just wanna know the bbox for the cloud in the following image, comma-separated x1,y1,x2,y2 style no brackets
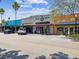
15,0,31,8
20,4,31,7
8,9,12,12
15,0,48,8
27,0,48,5
17,8,50,18
15,0,22,3
32,8,50,12
15,0,48,5
18,8,50,14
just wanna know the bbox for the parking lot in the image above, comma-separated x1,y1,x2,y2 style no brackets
0,33,79,59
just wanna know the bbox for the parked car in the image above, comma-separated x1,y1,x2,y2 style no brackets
17,27,27,35
4,28,13,34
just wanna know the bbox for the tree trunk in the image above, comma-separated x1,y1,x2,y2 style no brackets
14,10,17,33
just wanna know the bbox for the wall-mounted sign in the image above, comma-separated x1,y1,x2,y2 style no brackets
40,16,44,21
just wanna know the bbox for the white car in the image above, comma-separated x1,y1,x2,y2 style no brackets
17,27,27,35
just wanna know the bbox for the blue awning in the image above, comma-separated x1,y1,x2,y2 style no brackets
4,19,22,26
57,22,79,25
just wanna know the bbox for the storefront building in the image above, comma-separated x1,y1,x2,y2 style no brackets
3,15,53,34
4,19,22,31
22,15,53,34
52,13,79,35
3,14,79,35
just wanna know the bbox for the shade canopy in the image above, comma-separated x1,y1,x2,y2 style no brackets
4,19,22,26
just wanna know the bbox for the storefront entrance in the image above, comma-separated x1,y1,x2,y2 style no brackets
24,21,51,34
26,26,33,34
35,22,50,34
35,26,44,34
35,25,50,34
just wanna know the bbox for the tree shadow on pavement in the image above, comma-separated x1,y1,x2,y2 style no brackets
0,48,6,53
35,52,69,59
50,52,79,59
35,55,46,59
0,48,79,59
0,48,29,59
34,52,79,59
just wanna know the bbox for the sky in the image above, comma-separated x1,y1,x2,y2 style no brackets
0,0,53,20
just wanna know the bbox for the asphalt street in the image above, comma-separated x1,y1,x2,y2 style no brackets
0,33,79,59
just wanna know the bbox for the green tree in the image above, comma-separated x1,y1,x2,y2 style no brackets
12,2,20,32
0,8,5,32
51,0,79,16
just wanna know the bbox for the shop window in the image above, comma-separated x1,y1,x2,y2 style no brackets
70,27,74,34
45,17,50,19
57,27,63,31
74,27,79,34
57,27,64,34
77,27,79,34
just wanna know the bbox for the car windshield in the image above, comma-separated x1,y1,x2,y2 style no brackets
5,29,11,30
19,27,26,30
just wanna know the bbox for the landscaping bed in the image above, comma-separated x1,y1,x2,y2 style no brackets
66,34,79,41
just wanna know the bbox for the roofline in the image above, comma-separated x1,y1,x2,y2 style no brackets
22,14,50,20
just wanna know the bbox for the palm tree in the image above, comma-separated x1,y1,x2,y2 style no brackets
12,2,20,32
0,8,5,32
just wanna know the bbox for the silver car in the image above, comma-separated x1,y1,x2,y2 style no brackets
17,27,27,35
